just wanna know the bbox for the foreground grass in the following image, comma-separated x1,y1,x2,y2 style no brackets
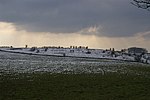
0,73,150,100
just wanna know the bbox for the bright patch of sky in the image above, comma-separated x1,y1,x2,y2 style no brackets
0,22,150,51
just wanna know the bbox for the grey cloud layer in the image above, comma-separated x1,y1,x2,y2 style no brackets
0,0,150,37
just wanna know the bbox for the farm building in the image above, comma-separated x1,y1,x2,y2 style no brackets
128,47,148,55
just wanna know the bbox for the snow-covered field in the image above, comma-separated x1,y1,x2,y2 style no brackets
0,47,135,61
0,51,149,74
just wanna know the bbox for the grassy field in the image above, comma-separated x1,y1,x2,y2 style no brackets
0,52,150,100
1,71,150,100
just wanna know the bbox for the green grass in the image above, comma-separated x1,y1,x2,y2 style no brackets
1,72,150,100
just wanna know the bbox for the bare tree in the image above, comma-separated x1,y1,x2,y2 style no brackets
131,0,150,10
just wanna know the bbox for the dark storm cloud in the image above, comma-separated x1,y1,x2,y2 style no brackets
0,0,150,37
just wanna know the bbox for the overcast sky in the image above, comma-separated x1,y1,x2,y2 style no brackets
0,0,150,51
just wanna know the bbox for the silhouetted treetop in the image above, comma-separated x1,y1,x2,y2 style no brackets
131,0,150,10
